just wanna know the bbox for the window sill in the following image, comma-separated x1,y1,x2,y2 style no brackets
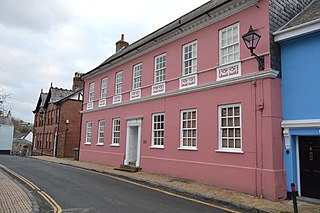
218,60,241,68
149,145,165,149
96,143,104,146
215,149,244,154
110,144,120,147
177,147,198,151
84,143,91,145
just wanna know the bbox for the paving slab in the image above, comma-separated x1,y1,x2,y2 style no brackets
0,169,33,213
32,156,320,213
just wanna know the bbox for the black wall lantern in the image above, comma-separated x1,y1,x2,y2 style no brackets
242,26,265,71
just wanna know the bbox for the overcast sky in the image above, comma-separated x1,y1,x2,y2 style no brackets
0,0,209,123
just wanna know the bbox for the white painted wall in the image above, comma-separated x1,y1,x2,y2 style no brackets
0,125,14,151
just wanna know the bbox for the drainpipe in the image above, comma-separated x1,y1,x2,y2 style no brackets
64,120,69,157
41,109,46,155
259,79,265,198
253,80,258,197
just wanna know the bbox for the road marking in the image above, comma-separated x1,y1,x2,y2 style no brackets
62,164,240,213
0,163,62,213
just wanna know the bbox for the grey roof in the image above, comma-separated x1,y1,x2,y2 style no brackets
49,87,73,103
40,93,47,107
56,88,83,103
282,0,320,30
84,0,230,77
0,116,13,125
13,131,30,139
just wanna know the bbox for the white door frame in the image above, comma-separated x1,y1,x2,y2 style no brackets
124,117,142,167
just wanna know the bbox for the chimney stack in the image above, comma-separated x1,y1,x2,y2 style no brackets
72,72,84,91
116,34,129,53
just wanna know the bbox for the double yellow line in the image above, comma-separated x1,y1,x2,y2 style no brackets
1,161,239,213
68,165,240,213
0,163,62,213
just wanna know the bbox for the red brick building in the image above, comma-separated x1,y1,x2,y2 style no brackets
32,73,83,157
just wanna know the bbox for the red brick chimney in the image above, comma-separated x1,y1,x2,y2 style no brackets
72,72,84,91
115,34,129,53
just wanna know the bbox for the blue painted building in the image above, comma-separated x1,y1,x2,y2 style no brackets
0,115,14,155
274,0,320,200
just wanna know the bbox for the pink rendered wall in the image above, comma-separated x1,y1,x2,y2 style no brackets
82,0,270,108
80,0,286,200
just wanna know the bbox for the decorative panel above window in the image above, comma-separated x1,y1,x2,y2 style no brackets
87,102,93,110
217,62,241,81
99,99,106,107
179,74,197,89
152,83,166,96
130,89,141,100
113,95,122,104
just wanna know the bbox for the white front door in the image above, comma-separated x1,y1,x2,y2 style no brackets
128,126,138,164
124,118,142,167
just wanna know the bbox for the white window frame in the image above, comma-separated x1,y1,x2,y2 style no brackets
100,77,108,99
132,64,142,90
115,72,123,95
182,41,197,76
151,113,165,148
111,118,120,146
88,82,95,102
179,109,197,150
154,54,166,83
219,23,240,66
97,120,105,145
217,104,242,153
85,122,92,144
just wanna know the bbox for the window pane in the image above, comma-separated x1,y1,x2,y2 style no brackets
219,104,241,150
219,24,239,65
181,110,197,148
235,139,241,148
222,139,228,147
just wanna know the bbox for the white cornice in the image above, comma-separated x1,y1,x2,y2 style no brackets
281,119,320,128
81,70,279,114
84,0,259,80
274,19,320,42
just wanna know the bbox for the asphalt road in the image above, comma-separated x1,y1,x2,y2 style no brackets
0,155,232,213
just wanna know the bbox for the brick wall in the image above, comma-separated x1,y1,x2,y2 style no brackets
269,0,313,72
32,104,59,156
57,100,82,158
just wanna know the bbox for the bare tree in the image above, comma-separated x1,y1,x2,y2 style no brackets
0,88,12,116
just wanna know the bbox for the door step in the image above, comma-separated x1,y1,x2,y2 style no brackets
114,164,141,173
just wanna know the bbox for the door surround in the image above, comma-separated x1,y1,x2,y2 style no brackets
124,117,143,167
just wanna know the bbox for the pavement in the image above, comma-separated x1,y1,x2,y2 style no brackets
0,169,33,213
1,156,320,213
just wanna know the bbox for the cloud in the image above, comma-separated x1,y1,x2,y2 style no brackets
0,0,70,33
0,0,208,122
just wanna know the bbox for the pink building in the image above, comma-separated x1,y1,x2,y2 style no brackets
80,0,312,201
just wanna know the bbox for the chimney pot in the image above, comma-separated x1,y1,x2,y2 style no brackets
116,34,129,53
